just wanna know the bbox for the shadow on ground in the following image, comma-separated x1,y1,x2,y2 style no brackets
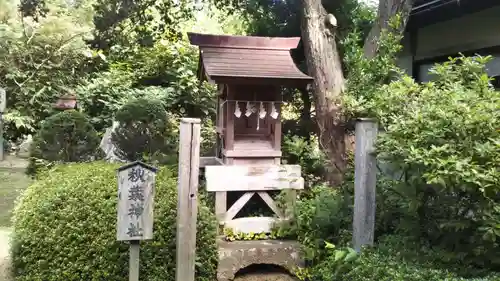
234,264,299,281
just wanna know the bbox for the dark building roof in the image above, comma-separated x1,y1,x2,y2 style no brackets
409,0,500,29
187,33,313,86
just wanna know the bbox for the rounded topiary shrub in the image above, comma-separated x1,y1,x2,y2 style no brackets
26,110,100,176
112,98,178,163
11,162,217,281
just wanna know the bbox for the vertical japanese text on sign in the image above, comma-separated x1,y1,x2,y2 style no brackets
127,168,146,237
117,162,157,241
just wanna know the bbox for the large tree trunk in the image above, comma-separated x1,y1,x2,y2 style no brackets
299,0,414,186
364,0,414,59
299,0,346,186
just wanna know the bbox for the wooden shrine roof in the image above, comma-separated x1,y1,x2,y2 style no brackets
187,33,313,86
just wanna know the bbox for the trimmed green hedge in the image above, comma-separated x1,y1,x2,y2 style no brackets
11,162,217,281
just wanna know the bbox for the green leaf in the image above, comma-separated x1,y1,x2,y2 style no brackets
344,251,357,262
98,52,107,61
325,241,336,249
334,250,347,262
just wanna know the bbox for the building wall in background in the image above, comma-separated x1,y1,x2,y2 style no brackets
398,5,500,82
416,5,500,61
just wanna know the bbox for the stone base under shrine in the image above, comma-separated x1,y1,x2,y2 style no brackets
216,238,303,281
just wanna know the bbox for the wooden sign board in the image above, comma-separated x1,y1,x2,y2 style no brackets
205,165,304,191
117,161,157,241
0,88,5,112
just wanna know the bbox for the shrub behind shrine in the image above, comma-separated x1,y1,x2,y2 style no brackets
11,162,218,281
112,98,178,163
26,110,100,176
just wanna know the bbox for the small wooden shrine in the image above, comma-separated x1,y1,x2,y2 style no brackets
189,32,313,281
188,33,312,166
188,31,313,233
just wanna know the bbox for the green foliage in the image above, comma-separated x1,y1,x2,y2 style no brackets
91,0,197,49
281,135,328,187
223,227,287,242
27,110,100,176
340,10,500,271
277,185,352,263
367,56,500,268
19,0,48,21
187,3,250,36
216,0,374,40
288,183,500,280
75,35,220,159
308,242,358,281
342,16,404,119
3,0,229,145
112,98,177,163
109,38,217,118
76,36,216,132
75,69,136,132
293,267,312,281
344,236,500,281
0,0,99,141
11,162,218,281
308,235,500,281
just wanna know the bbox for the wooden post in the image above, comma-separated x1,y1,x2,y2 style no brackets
0,87,5,161
129,240,140,281
117,161,157,281
225,87,234,151
176,118,201,281
352,118,378,252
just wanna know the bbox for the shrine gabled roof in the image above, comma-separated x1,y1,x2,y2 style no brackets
187,33,313,86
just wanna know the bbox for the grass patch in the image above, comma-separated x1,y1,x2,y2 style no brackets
0,168,31,227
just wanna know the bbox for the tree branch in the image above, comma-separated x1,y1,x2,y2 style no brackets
363,0,414,59
15,32,89,89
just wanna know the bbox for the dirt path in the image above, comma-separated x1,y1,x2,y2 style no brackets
0,155,29,170
0,155,29,281
0,228,11,281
